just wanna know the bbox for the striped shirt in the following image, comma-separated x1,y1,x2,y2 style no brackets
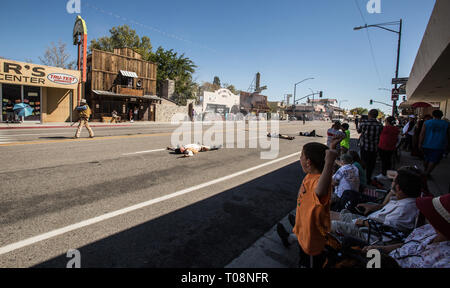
358,119,383,152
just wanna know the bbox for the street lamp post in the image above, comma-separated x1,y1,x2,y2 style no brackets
354,20,402,117
293,78,314,108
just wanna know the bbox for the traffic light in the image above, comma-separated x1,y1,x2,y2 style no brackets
370,100,373,105
319,91,323,98
307,97,310,103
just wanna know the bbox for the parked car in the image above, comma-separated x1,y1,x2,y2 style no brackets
289,116,297,121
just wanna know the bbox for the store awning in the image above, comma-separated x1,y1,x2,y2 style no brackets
120,70,138,78
411,102,433,108
93,90,161,101
399,101,412,109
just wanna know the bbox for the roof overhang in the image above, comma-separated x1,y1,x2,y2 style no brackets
93,90,160,101
406,0,450,102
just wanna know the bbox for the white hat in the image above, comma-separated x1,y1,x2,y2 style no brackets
80,99,87,104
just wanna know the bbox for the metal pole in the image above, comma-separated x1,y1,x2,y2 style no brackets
294,84,296,107
393,19,402,116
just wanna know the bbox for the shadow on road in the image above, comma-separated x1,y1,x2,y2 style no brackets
33,161,304,268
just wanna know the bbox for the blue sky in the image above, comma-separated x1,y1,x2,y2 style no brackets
0,0,436,114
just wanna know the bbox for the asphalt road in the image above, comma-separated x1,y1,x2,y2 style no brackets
0,120,333,268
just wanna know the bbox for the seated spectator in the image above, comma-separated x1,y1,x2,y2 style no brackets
348,150,367,189
363,194,450,268
276,139,339,268
111,110,121,123
331,153,359,203
331,167,422,243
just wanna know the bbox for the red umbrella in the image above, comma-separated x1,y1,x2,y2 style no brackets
411,102,432,108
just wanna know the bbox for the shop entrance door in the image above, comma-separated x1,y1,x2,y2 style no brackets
23,86,41,121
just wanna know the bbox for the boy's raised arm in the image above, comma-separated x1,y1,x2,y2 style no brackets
316,139,339,197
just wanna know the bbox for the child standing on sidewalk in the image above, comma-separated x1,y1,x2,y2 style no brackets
340,123,350,155
277,139,339,268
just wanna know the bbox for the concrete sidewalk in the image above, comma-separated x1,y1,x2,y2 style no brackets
225,126,450,268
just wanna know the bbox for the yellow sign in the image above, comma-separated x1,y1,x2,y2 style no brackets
0,59,80,89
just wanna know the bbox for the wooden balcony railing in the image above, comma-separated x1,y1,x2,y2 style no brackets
116,85,144,97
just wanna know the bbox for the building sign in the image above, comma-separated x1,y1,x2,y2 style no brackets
392,88,400,101
0,59,80,89
392,77,409,85
47,73,78,85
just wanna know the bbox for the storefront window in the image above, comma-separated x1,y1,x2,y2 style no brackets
23,86,41,121
2,84,21,122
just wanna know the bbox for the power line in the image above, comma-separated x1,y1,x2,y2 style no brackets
353,0,383,86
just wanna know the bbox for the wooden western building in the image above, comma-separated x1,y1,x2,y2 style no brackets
86,48,163,122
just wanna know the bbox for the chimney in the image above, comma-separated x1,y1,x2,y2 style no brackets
255,72,261,92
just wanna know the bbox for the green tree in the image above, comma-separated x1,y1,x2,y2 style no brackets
223,83,239,95
90,25,152,59
148,47,197,105
377,109,385,119
213,76,221,88
350,107,369,116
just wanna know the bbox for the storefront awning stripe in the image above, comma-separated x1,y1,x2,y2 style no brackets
120,70,138,78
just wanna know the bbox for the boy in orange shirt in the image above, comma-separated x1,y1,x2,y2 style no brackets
277,139,339,268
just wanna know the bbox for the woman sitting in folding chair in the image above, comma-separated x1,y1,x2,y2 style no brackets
330,167,422,246
361,194,450,268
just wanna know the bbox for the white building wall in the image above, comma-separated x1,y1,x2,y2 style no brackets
200,88,240,113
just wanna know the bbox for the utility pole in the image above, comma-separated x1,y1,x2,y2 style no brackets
354,20,402,117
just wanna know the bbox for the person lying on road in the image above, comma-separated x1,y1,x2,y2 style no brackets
167,144,222,157
267,133,295,140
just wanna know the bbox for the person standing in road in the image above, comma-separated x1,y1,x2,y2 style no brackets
419,110,450,177
74,99,94,139
355,116,359,130
357,109,383,184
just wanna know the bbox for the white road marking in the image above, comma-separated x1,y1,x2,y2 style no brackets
122,149,166,155
0,151,300,256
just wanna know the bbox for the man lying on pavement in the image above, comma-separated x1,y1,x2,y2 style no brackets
167,144,222,157
298,130,323,137
267,133,295,140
